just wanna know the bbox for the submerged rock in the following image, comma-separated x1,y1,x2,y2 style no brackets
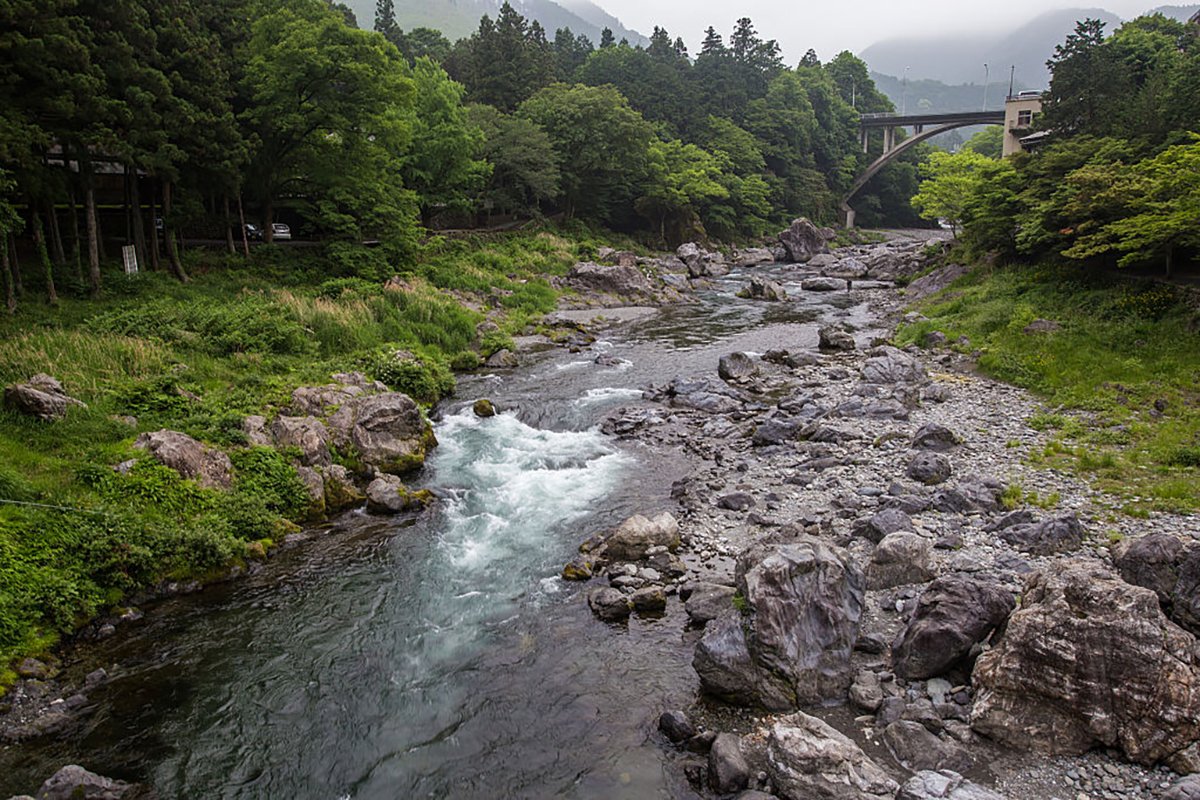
800,277,847,292
971,560,1200,765
472,398,497,417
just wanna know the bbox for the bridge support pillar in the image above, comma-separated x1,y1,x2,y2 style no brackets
883,126,895,154
861,127,869,154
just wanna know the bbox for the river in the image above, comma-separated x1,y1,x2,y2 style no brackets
0,261,885,799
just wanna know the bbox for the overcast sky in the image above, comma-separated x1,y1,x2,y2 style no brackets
598,0,1160,61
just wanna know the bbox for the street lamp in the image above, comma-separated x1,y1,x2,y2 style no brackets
982,63,990,110
901,66,910,114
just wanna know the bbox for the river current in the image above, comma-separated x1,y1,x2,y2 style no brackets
0,262,884,799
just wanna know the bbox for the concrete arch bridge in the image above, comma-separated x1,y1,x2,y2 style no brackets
842,110,1005,228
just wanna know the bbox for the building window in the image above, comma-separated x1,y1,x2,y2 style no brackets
1017,110,1033,126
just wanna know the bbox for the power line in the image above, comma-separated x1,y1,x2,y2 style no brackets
0,498,109,516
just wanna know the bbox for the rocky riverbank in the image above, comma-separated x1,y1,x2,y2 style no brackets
557,230,1200,799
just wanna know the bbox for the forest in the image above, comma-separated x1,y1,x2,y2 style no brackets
0,0,923,311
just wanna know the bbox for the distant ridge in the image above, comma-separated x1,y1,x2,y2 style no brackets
345,0,647,45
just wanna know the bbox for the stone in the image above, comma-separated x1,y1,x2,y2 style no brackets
908,452,952,486
738,277,787,301
868,532,934,590
801,277,847,292
324,392,435,474
295,466,326,515
719,352,759,384
322,464,363,510
604,513,680,561
852,508,915,544
694,538,864,709
912,424,961,452
862,348,928,385
824,257,869,279
1164,775,1200,800
484,349,519,369
709,733,751,794
562,557,593,581
1022,319,1060,334
1114,533,1200,635
971,560,1200,765
893,574,1016,680
270,415,331,466
998,514,1085,555
15,658,53,679
897,770,1006,800
778,217,831,263
133,430,233,490
35,765,140,799
659,710,696,743
472,398,497,417
884,720,972,773
241,415,272,446
850,669,884,712
588,587,632,622
818,326,856,351
364,474,430,514
686,583,738,625
766,712,898,800
717,492,756,512
3,374,87,421
565,261,655,298
906,263,969,301
631,585,667,613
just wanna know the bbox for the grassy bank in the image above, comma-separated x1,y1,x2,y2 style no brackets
896,262,1200,514
0,227,604,674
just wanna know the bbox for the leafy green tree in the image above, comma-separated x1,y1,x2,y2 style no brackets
963,126,1003,158
402,58,489,226
910,149,995,235
599,27,615,48
467,104,559,218
551,27,592,80
401,28,452,62
518,83,653,226
635,139,728,243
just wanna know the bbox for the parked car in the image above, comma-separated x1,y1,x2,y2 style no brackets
244,223,263,241
271,223,292,241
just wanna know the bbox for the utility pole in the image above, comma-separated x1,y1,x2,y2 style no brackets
982,63,989,110
1008,65,1015,99
902,66,910,114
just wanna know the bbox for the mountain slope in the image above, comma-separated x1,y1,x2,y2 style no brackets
345,0,646,45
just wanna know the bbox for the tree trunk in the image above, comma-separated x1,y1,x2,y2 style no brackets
130,170,147,270
148,184,161,271
162,181,189,283
2,232,14,314
123,165,132,247
47,201,65,264
32,209,58,305
84,177,101,296
223,195,236,255
1165,247,1174,280
263,199,274,243
68,188,83,285
237,194,249,257
9,233,24,297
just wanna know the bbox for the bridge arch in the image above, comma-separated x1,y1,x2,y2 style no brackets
842,111,1005,228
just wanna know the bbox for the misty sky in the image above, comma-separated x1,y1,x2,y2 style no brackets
599,0,1160,61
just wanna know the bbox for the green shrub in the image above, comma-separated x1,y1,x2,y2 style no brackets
368,350,455,404
324,242,394,281
229,447,310,519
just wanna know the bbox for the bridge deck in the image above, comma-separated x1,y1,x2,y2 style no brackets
859,110,1005,128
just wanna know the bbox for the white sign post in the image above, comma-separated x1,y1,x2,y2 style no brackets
122,245,138,275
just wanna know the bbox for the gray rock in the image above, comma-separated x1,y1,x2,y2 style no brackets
1113,533,1200,635
906,263,969,301
35,765,141,799
850,669,884,712
364,474,428,514
133,430,233,490
998,514,1085,555
719,352,759,383
767,712,898,800
565,261,655,298
3,374,87,421
778,217,831,263
694,538,864,709
971,560,1200,765
908,452,952,486
738,277,787,301
270,415,331,466
241,415,272,446
868,532,934,590
801,277,847,292
912,424,961,452
893,574,1016,680
807,253,837,269
1163,775,1200,800
897,770,1006,800
853,508,915,544
717,492,756,512
588,587,632,622
1022,319,1060,334
884,720,972,773
686,583,738,625
630,585,667,613
709,733,751,794
824,257,868,279
862,348,928,385
735,247,775,266
484,349,519,369
659,710,696,743
818,326,856,351
324,391,434,474
604,513,680,561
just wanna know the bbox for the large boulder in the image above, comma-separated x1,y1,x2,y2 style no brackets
884,721,972,773
1114,533,1200,635
364,473,430,514
291,372,386,417
800,277,847,292
907,452,952,486
778,218,831,264
997,514,1085,555
718,352,759,384
766,712,898,800
270,415,331,467
852,508,915,544
34,764,143,799
708,733,750,794
737,277,787,301
325,392,435,474
862,347,928,386
867,532,934,590
565,261,655,298
133,430,233,490
818,326,856,352
971,560,1200,765
898,770,1006,800
694,538,864,709
906,263,969,301
893,574,1015,680
604,513,680,561
4,374,87,421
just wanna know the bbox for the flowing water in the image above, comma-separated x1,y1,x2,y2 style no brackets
0,263,888,799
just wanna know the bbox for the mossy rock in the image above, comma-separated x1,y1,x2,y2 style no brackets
473,398,497,417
